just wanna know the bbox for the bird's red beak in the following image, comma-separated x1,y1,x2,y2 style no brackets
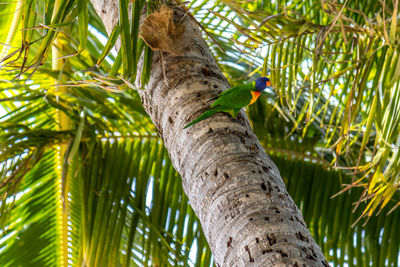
266,80,271,87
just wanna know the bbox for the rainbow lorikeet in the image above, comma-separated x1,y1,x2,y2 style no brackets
184,77,272,128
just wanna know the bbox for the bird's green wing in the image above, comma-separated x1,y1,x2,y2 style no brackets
211,83,254,109
216,82,254,97
184,82,254,128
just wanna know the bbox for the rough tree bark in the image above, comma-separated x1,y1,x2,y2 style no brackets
91,1,329,266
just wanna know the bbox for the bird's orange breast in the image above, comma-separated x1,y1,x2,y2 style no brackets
249,91,261,105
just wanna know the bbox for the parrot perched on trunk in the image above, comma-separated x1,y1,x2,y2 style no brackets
184,77,272,128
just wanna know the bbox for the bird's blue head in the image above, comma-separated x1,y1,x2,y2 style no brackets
254,77,272,92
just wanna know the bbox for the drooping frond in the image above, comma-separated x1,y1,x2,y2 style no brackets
248,97,400,266
273,155,400,267
0,150,60,267
190,0,400,218
66,138,211,266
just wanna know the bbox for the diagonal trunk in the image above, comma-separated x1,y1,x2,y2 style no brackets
91,1,329,266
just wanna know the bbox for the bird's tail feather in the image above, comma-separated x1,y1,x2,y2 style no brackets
184,109,219,129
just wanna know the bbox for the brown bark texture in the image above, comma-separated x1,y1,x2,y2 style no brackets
91,1,329,266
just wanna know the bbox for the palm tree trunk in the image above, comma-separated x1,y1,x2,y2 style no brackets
91,1,329,266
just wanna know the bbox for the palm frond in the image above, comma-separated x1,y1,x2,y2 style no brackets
249,95,400,266
0,150,60,267
273,154,400,267
190,0,400,217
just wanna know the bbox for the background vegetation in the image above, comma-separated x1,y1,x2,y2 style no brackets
0,0,399,266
